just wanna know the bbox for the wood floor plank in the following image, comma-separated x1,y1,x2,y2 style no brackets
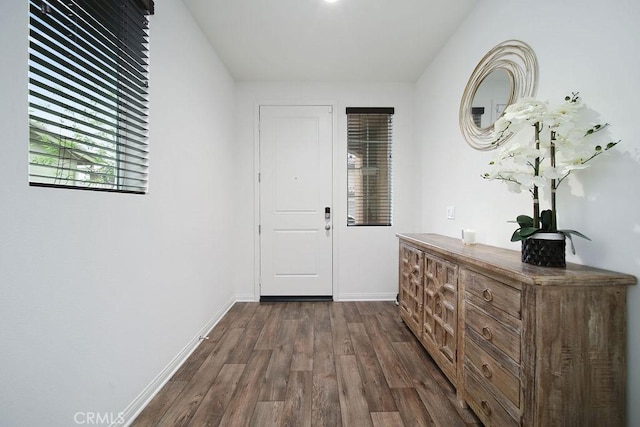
254,303,285,350
341,301,363,323
170,340,217,382
391,387,436,427
312,330,341,426
397,340,480,425
376,308,414,343
226,304,273,364
363,315,413,388
250,401,284,427
347,322,375,356
157,328,245,426
283,301,302,320
356,351,398,413
355,300,387,316
171,304,247,382
281,370,313,427
218,350,272,426
188,363,245,427
312,372,341,427
131,380,187,427
392,341,474,427
206,302,245,343
313,331,335,376
247,303,274,329
348,323,397,412
371,411,405,427
313,301,332,334
258,319,299,401
291,303,314,371
335,355,373,427
330,303,354,355
233,302,260,328
381,300,401,316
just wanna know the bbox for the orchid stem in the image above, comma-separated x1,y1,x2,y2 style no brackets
533,123,541,228
550,130,557,231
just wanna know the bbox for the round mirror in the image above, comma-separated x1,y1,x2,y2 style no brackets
459,40,538,150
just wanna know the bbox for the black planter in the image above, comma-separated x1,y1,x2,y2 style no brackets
521,233,566,268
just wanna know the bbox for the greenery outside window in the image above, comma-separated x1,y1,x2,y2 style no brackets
347,107,394,226
28,0,154,193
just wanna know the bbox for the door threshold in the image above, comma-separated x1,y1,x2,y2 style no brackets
260,295,334,303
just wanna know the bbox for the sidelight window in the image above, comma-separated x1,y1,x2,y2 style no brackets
346,107,394,226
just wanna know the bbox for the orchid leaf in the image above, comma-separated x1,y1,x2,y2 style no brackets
515,215,534,228
559,229,591,241
566,233,576,255
558,229,591,255
510,229,525,242
510,227,540,242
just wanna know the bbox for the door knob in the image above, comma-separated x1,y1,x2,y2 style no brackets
325,224,331,230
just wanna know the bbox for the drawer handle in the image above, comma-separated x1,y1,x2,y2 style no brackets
480,400,492,416
482,326,493,341
482,288,493,302
481,363,493,378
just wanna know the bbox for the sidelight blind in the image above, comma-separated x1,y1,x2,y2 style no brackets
28,0,154,193
346,107,394,226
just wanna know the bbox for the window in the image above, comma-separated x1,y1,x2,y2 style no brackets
346,107,394,226
28,0,154,193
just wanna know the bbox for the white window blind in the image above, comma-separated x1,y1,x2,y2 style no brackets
347,107,394,226
29,0,154,193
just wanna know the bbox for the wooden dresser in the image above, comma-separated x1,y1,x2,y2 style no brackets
397,233,635,427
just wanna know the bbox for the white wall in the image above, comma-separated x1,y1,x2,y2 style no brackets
415,0,640,423
0,1,237,425
234,82,418,301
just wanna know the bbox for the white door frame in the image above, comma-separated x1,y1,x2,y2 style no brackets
253,102,339,301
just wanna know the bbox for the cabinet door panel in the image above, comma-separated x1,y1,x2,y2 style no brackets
399,243,423,337
421,253,458,381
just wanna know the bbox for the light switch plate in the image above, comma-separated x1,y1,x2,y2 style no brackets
446,206,455,220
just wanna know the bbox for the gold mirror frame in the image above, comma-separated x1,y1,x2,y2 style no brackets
459,40,538,150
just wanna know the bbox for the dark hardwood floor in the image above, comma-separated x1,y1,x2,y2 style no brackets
131,301,480,426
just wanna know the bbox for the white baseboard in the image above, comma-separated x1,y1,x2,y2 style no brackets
336,292,397,301
234,293,258,302
119,295,237,427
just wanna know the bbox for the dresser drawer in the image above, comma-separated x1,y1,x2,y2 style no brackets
465,334,520,409
465,300,521,363
464,367,519,427
462,269,521,319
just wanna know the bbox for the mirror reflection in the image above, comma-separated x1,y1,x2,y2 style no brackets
471,69,512,129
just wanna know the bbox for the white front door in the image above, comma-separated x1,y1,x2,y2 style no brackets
259,105,333,298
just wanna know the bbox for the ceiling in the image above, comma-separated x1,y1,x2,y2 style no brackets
181,0,478,82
